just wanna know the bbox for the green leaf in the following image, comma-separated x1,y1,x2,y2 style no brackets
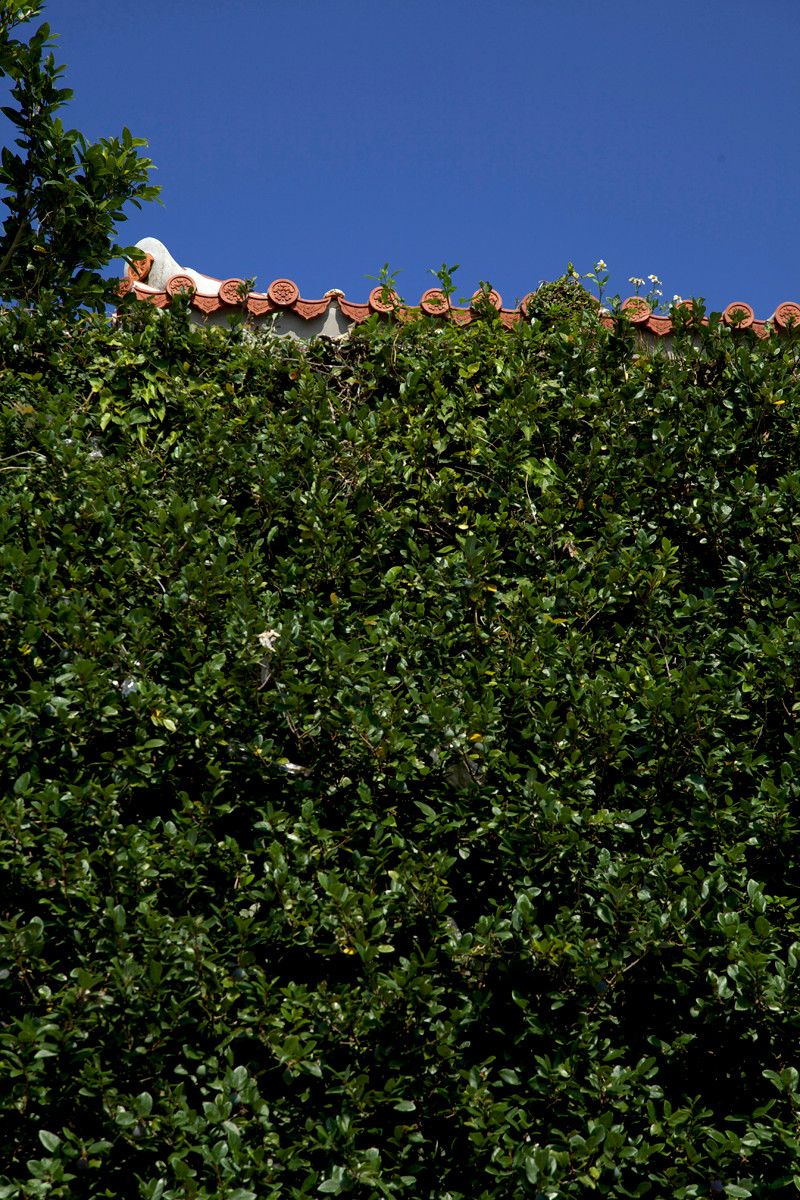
38,1129,60,1152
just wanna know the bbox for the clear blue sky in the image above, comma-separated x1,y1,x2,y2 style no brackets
8,0,800,316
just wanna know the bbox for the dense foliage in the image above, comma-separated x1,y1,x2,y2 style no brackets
2,291,800,1200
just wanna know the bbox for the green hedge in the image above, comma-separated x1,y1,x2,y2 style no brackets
2,294,800,1199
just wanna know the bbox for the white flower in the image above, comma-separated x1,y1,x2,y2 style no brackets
114,660,141,698
673,294,682,303
596,260,607,271
257,629,279,652
258,628,280,687
648,274,661,284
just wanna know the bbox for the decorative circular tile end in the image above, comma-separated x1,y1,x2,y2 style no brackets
267,279,300,307
622,297,652,324
128,252,154,282
420,288,450,316
166,273,197,297
773,301,800,330
219,278,246,305
471,287,502,311
369,286,399,313
723,301,754,328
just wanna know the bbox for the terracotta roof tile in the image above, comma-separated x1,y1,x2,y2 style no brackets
294,297,333,320
621,297,652,324
122,240,800,342
337,297,372,322
267,279,300,308
471,287,503,311
774,301,800,330
128,252,154,282
723,301,754,328
219,278,246,305
646,315,672,338
419,288,452,316
368,286,399,314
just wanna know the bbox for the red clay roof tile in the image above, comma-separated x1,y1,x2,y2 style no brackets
219,278,246,305
621,297,652,324
774,302,800,330
337,297,371,322
471,287,503,311
294,297,333,320
267,279,300,308
368,286,399,313
166,273,197,297
723,301,754,328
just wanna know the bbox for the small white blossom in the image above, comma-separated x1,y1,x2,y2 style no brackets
596,260,607,271
257,629,279,652
257,628,280,687
673,294,682,303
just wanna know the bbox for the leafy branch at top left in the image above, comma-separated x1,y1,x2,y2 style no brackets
0,0,161,313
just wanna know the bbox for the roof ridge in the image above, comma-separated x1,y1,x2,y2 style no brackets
120,239,800,341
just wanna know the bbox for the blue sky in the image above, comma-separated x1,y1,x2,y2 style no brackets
8,0,800,316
